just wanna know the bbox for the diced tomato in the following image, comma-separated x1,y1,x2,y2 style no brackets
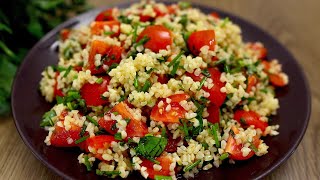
73,65,83,72
269,73,287,87
82,135,116,160
137,25,173,53
139,14,153,22
80,76,110,106
210,12,220,19
95,9,115,21
234,110,268,132
225,135,261,160
50,123,81,147
207,104,220,124
211,56,219,62
87,40,123,74
140,155,173,179
165,133,181,153
98,118,117,135
167,5,177,14
112,102,148,138
90,21,120,37
187,30,216,56
261,60,271,71
247,42,267,59
246,75,257,93
60,29,70,41
157,74,169,84
150,93,189,123
154,6,166,17
54,72,64,97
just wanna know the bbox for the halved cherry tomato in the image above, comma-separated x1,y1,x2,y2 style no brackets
246,75,257,93
165,133,181,153
60,29,70,41
137,25,173,52
247,42,267,59
150,93,189,123
187,30,216,56
269,73,286,87
207,104,220,124
87,40,123,74
90,21,120,37
140,155,173,179
54,72,64,97
225,135,261,160
210,12,220,19
95,9,115,21
50,123,81,147
82,135,116,160
234,110,268,132
80,76,110,106
112,102,148,138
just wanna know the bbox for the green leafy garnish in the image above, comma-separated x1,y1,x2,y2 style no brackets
135,135,168,161
63,66,72,77
75,135,89,144
183,159,201,172
95,77,103,84
249,141,258,153
96,169,121,177
118,15,132,24
197,77,207,90
155,175,173,180
104,31,114,36
86,115,99,126
179,14,188,28
40,109,56,127
84,155,92,171
211,123,220,148
107,63,119,73
114,132,122,140
141,80,151,92
219,153,229,160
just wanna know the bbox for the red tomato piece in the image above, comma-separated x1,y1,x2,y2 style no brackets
247,42,267,59
54,72,64,97
95,9,115,21
90,21,120,37
165,133,181,153
112,102,148,138
60,29,70,41
137,25,173,52
150,93,189,123
98,118,117,135
225,135,261,160
83,135,116,160
157,74,169,84
50,123,81,147
210,12,220,19
167,5,177,14
269,73,286,87
140,155,173,179
246,75,257,93
234,110,268,132
80,76,110,106
87,40,123,74
187,30,216,56
207,104,220,124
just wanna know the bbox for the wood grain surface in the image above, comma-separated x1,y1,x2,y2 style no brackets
1,0,319,179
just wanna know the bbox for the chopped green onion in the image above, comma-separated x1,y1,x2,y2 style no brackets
221,17,230,27
75,135,89,144
155,175,173,180
134,35,150,48
86,116,99,126
183,159,201,172
212,123,220,148
163,22,174,30
179,14,188,28
96,169,121,176
141,80,151,92
114,132,122,140
63,66,72,77
118,15,132,24
118,95,125,102
84,155,92,171
249,141,258,153
182,31,191,42
197,77,207,90
180,119,189,139
201,142,209,149
168,51,184,67
56,66,67,72
134,75,139,90
224,64,230,73
201,69,211,77
213,59,226,66
178,2,191,9
56,96,64,104
169,60,180,76
80,124,87,137
107,63,119,73
219,153,229,160
95,77,103,84
240,117,247,125
260,88,268,94
113,111,119,115
40,109,56,127
104,31,114,36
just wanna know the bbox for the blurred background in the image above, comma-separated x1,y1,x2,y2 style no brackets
0,0,319,179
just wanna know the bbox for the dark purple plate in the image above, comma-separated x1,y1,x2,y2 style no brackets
12,1,311,179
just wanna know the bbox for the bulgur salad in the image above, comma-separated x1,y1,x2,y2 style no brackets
39,1,289,179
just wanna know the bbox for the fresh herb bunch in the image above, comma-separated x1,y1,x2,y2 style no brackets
0,0,91,116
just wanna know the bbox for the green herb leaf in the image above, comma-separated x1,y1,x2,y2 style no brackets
178,2,191,9
249,141,258,153
96,169,121,176
219,152,229,160
134,74,139,90
141,80,151,92
86,116,99,127
95,77,103,84
114,132,122,140
40,109,56,127
168,51,184,67
118,15,132,24
155,175,173,180
63,66,72,77
75,135,89,144
135,136,168,159
104,31,115,36
107,63,119,73
211,123,220,148
183,159,201,172
197,77,207,90
179,14,188,28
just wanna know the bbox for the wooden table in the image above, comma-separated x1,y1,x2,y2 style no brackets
1,0,319,179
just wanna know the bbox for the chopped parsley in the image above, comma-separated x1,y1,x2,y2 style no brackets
95,77,103,84
86,115,99,127
219,153,229,160
40,109,56,127
84,155,92,171
135,135,168,162
183,159,201,172
114,132,122,140
96,169,121,177
75,135,89,144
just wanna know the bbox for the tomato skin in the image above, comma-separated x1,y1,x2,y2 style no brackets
165,133,181,153
53,72,64,98
60,29,70,41
225,135,261,160
95,9,115,21
234,110,268,132
150,93,189,123
140,155,173,179
247,42,267,59
112,102,148,138
246,75,257,93
157,74,169,84
80,76,110,106
98,118,117,135
207,104,220,124
90,21,120,37
50,123,81,147
87,40,123,74
137,25,173,52
210,12,220,19
269,73,286,87
82,135,116,160
187,30,216,56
